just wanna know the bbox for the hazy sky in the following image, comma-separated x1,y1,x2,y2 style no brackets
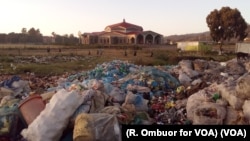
1,0,249,37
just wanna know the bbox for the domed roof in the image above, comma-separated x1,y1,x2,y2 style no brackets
105,19,143,31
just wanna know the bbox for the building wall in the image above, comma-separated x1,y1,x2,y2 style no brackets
236,42,250,53
177,41,212,51
81,22,162,45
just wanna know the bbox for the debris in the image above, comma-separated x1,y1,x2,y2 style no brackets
1,57,250,140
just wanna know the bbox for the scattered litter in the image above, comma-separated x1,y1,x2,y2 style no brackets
0,58,250,140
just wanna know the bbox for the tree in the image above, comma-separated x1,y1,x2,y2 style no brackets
20,28,28,43
51,32,56,37
206,6,248,54
27,27,43,43
21,28,27,34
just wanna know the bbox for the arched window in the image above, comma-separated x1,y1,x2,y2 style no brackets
154,35,161,44
131,37,135,44
145,34,153,44
136,34,143,44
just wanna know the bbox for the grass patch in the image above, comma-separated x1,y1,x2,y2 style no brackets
0,45,236,76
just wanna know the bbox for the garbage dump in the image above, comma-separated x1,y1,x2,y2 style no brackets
1,58,250,141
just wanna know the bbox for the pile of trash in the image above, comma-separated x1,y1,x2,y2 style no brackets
12,55,93,64
1,58,250,141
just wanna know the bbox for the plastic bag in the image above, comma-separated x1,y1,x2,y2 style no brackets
126,84,151,93
242,100,250,123
0,113,24,141
123,92,148,112
21,88,94,141
109,87,126,103
178,72,192,86
192,102,226,125
236,74,250,100
73,113,121,141
0,103,25,141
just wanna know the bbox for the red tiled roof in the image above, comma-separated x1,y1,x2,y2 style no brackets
111,31,143,35
126,31,143,35
105,19,143,30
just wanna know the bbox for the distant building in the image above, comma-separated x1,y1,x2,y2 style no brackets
80,19,163,45
177,41,213,52
235,42,250,53
244,37,250,42
235,37,250,53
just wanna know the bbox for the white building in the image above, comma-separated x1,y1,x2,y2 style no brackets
177,41,213,52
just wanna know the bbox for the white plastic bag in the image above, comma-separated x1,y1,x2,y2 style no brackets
21,88,94,141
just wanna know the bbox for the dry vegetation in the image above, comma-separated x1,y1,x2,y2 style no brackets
0,44,236,77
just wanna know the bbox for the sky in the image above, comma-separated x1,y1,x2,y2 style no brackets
1,0,249,37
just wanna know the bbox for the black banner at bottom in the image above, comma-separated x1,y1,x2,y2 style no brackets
121,125,250,141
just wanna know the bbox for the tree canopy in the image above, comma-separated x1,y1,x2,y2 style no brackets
0,28,79,45
206,6,248,53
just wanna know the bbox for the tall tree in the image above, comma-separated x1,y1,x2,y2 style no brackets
27,27,43,43
20,28,28,43
28,27,37,36
206,6,248,54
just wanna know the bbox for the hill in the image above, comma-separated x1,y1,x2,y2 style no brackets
164,25,250,44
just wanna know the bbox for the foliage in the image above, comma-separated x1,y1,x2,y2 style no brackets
0,28,79,45
206,6,248,53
